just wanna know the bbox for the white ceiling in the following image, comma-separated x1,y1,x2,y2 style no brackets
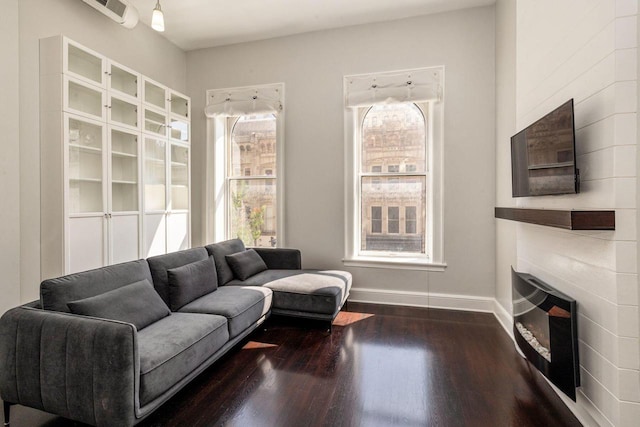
128,0,495,51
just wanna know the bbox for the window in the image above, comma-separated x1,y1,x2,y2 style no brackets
344,66,444,269
206,83,284,248
227,114,278,247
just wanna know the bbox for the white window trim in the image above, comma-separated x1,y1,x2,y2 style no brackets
205,83,285,246
343,70,445,271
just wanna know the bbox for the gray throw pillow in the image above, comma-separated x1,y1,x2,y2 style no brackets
225,249,268,281
167,257,218,311
67,279,170,331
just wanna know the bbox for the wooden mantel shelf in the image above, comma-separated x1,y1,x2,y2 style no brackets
495,207,615,230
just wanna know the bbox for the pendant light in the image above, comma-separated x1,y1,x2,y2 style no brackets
151,0,165,32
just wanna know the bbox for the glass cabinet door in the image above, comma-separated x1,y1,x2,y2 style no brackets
109,63,139,99
110,128,139,212
144,108,167,136
109,95,139,129
144,137,167,212
66,41,104,87
144,80,167,110
170,144,189,211
67,116,105,214
170,93,189,118
66,77,105,120
169,118,189,142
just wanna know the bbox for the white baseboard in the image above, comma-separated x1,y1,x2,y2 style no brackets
348,287,494,313
493,299,513,338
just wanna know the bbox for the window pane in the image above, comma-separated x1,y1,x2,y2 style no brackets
388,207,399,233
361,176,426,253
361,104,426,173
230,115,276,177
371,206,382,233
406,206,417,234
229,178,277,247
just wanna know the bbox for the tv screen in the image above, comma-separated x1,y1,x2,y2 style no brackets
511,99,579,197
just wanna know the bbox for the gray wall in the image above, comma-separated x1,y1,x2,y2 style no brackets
493,0,517,328
0,0,21,315
16,0,187,303
187,6,497,305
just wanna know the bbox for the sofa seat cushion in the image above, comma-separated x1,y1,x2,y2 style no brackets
263,270,352,315
178,286,272,339
137,312,228,406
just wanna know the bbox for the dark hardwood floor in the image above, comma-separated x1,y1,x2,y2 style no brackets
2,303,582,427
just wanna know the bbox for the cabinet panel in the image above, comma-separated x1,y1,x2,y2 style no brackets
144,213,167,257
68,216,106,273
110,214,140,264
167,212,189,253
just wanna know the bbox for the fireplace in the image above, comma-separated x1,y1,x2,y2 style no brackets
512,268,580,401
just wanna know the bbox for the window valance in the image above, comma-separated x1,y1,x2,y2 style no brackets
205,84,283,117
344,66,443,108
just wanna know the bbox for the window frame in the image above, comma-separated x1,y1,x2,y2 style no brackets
343,95,445,271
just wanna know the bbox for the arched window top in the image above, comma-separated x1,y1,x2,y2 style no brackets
361,103,426,174
230,114,276,177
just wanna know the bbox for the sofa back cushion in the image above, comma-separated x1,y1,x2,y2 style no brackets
147,247,210,305
225,249,268,281
40,259,153,312
68,279,170,330
167,257,218,311
205,238,246,285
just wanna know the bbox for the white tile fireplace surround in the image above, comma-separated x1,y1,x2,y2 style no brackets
504,1,640,426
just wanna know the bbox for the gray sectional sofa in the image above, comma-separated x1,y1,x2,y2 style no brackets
0,239,351,427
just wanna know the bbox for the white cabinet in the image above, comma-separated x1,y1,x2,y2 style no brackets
40,36,190,278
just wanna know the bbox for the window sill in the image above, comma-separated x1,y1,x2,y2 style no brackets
342,256,447,272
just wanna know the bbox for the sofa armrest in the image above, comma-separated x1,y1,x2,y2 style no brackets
253,248,302,270
0,306,139,427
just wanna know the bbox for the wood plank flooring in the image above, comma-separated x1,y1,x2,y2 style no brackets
1,303,582,426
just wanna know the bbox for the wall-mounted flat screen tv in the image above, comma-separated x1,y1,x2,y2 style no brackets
511,99,579,197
